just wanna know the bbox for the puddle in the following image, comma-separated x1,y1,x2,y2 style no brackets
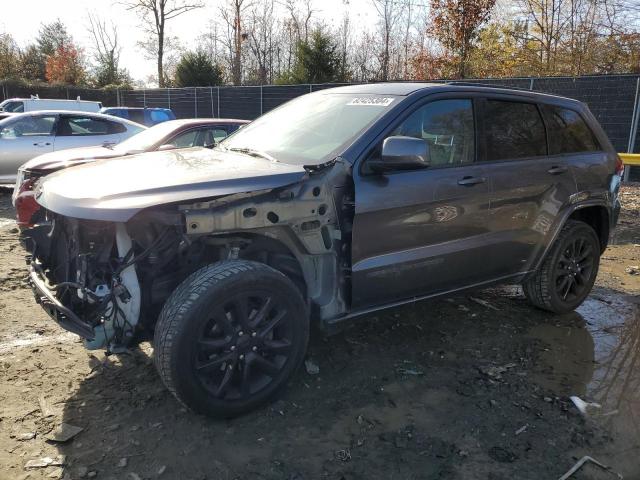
529,291,640,472
529,293,640,410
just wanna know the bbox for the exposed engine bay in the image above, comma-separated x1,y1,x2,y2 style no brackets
26,161,353,352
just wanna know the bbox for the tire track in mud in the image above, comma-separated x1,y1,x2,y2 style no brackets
0,331,77,355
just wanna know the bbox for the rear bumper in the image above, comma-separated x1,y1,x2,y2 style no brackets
29,265,95,340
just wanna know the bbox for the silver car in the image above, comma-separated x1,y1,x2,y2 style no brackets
0,110,145,183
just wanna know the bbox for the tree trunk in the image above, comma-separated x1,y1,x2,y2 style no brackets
233,0,242,85
158,33,164,87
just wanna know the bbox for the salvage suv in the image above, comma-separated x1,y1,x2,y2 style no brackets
25,83,622,417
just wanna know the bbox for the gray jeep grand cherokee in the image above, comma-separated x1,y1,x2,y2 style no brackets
25,83,622,417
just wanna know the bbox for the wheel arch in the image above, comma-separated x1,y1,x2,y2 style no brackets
200,228,348,322
531,200,610,274
568,205,610,253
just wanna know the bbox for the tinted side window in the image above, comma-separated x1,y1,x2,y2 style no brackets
108,121,126,134
2,101,24,112
541,105,600,154
208,128,228,144
129,110,145,124
391,99,475,167
484,100,546,161
150,110,170,123
58,116,112,136
171,130,198,148
0,115,56,137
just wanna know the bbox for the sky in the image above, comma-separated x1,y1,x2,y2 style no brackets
2,0,378,84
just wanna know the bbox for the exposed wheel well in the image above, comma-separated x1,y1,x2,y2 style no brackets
225,234,308,298
569,206,609,252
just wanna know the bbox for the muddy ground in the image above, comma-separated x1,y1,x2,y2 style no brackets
0,185,638,480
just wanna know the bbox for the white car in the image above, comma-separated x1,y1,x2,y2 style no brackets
0,97,102,114
0,111,145,183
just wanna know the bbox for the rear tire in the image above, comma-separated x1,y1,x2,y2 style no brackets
154,260,309,418
523,220,600,314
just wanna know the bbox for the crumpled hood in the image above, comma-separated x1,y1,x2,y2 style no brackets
22,146,120,172
36,147,306,222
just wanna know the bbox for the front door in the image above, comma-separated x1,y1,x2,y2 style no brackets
0,114,56,181
351,98,494,309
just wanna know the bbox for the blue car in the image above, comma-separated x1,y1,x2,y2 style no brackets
100,107,176,126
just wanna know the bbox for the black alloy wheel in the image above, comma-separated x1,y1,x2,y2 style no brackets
154,260,309,417
194,291,295,400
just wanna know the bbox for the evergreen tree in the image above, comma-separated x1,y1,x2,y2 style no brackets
174,51,224,87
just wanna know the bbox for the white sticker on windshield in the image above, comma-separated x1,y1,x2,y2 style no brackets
347,97,395,107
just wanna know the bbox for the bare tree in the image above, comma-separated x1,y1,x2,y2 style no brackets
87,14,124,86
336,12,352,81
516,0,569,71
248,0,276,84
220,0,252,85
120,0,203,87
285,0,315,43
372,0,404,80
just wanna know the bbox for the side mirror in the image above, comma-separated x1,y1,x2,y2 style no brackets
157,144,176,151
369,136,430,173
204,141,217,149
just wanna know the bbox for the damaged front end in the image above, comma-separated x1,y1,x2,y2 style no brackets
27,215,179,351
25,149,354,352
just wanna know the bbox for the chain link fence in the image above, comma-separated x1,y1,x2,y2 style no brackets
2,75,639,178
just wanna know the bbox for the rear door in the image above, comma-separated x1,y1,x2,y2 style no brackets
351,95,494,308
54,115,126,150
540,104,610,195
479,97,577,276
0,114,56,180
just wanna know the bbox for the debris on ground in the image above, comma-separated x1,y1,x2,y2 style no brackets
488,446,518,463
625,265,639,275
38,394,56,417
334,449,351,462
45,423,84,443
478,363,516,380
515,424,528,435
24,456,66,469
469,296,500,310
570,396,602,417
304,358,319,375
397,367,424,376
558,455,624,480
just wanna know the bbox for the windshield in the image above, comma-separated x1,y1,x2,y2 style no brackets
0,100,24,113
221,92,398,165
114,122,177,152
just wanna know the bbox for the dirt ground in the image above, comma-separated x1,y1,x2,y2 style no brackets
0,184,638,480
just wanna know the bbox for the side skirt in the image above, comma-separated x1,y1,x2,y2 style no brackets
321,271,532,334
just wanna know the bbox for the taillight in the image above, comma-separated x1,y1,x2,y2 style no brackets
615,155,625,177
15,177,41,228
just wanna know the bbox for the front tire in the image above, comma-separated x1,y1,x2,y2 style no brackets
154,260,309,418
523,220,600,314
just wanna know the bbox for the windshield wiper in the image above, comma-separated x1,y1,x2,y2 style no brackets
228,147,278,162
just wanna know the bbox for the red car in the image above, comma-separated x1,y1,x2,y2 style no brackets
13,118,248,227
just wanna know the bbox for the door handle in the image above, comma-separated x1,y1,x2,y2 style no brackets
102,141,116,147
457,176,486,186
547,165,568,175
33,142,51,147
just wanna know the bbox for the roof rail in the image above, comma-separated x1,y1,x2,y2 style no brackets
445,81,534,92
